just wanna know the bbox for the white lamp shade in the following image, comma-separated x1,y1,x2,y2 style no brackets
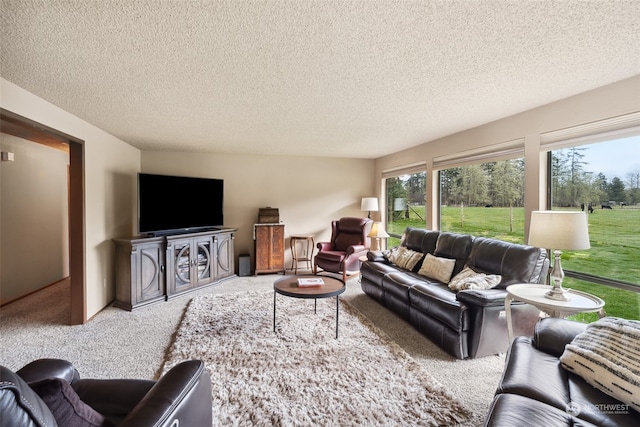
361,197,379,212
368,222,390,238
528,211,591,250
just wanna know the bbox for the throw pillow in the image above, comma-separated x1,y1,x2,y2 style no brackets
448,267,502,291
387,246,423,271
417,254,456,283
29,377,113,427
560,317,640,413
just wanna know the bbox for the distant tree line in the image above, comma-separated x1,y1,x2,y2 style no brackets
389,145,640,210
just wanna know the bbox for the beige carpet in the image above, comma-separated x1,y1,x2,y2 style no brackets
162,291,472,426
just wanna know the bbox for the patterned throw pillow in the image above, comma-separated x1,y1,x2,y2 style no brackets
448,267,502,291
386,246,423,271
417,254,456,283
560,317,640,413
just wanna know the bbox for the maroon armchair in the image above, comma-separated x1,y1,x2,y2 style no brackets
314,217,373,282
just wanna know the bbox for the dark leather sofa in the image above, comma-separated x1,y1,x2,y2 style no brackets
485,317,639,426
360,226,549,359
0,358,212,426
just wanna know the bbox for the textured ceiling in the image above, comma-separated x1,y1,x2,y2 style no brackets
2,1,639,159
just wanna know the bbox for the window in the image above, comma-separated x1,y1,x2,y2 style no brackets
384,170,426,247
439,159,525,243
548,136,640,320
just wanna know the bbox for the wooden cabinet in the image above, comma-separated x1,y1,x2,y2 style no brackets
254,224,285,274
114,228,236,310
114,237,166,310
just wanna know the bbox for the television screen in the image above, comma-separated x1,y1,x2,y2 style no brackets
138,173,224,235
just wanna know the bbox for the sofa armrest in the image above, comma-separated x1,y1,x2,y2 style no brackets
533,317,587,357
456,289,508,307
366,251,386,262
119,360,212,427
16,358,79,385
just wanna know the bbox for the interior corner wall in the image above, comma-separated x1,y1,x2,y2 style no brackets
0,78,141,321
0,134,69,304
141,151,375,266
374,75,640,231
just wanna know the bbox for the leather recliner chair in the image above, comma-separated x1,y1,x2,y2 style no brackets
0,358,212,427
314,217,373,282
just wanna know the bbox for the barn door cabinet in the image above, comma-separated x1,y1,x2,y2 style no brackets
254,224,285,274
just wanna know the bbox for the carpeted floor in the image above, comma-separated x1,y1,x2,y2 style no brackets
0,273,505,426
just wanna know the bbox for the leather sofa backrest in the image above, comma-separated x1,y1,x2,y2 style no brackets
466,237,548,288
433,232,474,276
402,227,439,254
0,366,58,427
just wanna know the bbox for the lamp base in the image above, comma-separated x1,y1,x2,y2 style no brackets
545,287,571,301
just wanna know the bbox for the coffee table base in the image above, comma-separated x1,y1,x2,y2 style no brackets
273,293,341,339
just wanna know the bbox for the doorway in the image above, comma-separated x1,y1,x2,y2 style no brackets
0,109,85,324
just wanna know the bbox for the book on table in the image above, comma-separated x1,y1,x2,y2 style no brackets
297,277,324,287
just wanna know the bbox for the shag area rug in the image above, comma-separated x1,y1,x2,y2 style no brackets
161,291,471,426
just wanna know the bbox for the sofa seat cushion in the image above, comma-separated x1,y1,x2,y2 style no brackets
360,261,398,286
382,272,425,304
409,282,468,332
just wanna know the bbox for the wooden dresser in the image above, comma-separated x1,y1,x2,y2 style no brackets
254,223,285,274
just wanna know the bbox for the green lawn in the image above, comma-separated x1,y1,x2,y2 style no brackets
386,205,640,321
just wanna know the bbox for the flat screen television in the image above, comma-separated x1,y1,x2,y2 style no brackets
138,173,224,235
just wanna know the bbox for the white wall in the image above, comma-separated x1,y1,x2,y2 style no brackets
141,152,375,267
0,78,141,320
0,134,69,304
374,75,640,238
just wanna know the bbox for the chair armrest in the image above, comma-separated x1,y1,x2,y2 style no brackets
317,242,335,251
16,358,79,385
456,289,508,307
345,245,366,256
533,317,588,357
119,360,212,427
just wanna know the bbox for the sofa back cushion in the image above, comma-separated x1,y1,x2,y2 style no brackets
466,237,548,288
0,365,58,427
433,232,473,276
402,227,440,254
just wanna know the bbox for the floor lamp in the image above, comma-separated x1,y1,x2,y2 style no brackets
528,211,590,301
361,197,378,219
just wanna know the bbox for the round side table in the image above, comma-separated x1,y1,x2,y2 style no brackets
505,284,605,342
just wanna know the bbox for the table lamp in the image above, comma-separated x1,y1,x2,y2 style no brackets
368,222,389,251
361,197,379,219
528,211,590,301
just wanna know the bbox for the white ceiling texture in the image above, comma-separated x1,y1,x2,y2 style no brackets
1,1,639,159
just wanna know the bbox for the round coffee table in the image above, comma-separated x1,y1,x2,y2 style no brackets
273,275,345,339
